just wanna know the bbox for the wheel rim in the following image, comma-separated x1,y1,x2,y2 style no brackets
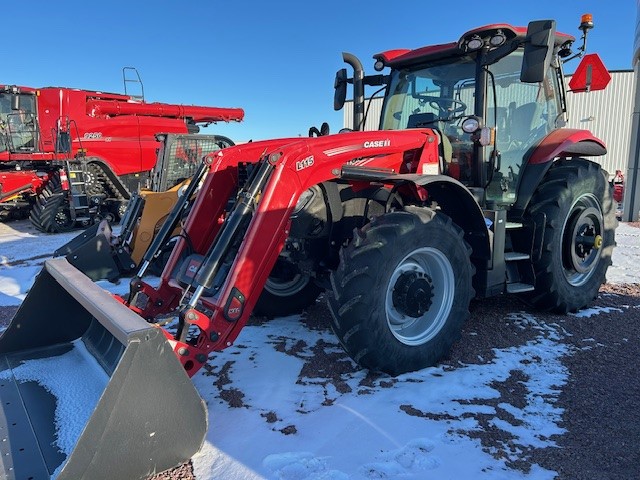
385,247,455,346
85,164,103,196
54,206,73,230
264,261,311,297
561,193,604,286
117,202,128,218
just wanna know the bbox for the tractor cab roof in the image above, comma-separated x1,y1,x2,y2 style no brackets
374,23,575,68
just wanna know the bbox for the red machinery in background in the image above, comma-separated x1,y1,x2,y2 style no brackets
0,78,243,231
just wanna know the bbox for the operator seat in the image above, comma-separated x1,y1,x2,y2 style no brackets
509,102,539,145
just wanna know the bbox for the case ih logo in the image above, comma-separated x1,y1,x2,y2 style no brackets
363,139,391,148
296,155,314,171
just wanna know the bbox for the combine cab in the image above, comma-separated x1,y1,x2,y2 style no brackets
0,16,615,479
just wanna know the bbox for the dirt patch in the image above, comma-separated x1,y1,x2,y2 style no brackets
528,283,640,479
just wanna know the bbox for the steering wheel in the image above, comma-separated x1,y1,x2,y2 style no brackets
428,98,467,117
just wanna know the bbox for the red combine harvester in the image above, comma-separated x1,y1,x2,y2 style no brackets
0,75,243,231
0,16,615,480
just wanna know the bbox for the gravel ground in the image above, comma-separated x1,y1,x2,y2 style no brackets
145,280,640,480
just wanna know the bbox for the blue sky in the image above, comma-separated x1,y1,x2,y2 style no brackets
3,1,636,141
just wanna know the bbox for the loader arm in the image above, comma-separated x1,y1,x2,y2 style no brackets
131,130,442,376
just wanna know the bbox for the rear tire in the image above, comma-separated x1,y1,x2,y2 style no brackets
253,260,322,318
522,159,616,313
328,206,474,376
29,172,76,233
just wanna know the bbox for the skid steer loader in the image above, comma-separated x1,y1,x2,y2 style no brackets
0,16,616,479
53,132,235,281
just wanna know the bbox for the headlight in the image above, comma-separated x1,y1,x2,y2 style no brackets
466,35,484,51
462,116,481,133
489,30,506,47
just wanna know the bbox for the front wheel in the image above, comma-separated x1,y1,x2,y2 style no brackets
253,259,323,318
328,207,474,376
29,172,76,233
522,158,616,313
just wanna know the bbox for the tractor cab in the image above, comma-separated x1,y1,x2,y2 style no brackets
376,22,569,207
335,16,605,209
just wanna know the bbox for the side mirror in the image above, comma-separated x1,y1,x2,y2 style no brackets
11,94,19,111
334,68,348,111
521,20,556,83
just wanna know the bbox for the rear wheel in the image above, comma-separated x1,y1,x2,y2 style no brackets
253,259,323,318
522,159,616,313
29,172,76,233
328,206,474,376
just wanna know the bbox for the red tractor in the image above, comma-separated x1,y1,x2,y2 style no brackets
0,16,616,480
0,76,243,232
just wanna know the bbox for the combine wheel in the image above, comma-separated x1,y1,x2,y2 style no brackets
328,206,474,376
85,162,107,197
29,172,75,233
87,161,129,222
522,158,616,313
254,259,323,318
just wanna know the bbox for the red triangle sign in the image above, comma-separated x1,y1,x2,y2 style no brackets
568,53,611,92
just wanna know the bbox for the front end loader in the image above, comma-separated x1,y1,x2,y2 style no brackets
0,16,616,479
0,258,206,479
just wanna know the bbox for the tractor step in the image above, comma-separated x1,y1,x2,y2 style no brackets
505,221,524,229
505,252,530,262
506,282,535,293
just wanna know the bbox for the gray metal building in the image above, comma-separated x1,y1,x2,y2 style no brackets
343,70,635,178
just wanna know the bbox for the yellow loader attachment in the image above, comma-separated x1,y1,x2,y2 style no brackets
128,181,187,266
0,258,207,479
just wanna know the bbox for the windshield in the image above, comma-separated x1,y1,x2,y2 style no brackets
380,55,477,183
0,93,37,152
380,56,476,131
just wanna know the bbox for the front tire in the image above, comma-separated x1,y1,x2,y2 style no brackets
522,159,616,313
328,207,474,376
29,172,76,233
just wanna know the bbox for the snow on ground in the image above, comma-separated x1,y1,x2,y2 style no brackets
0,220,638,479
607,222,640,284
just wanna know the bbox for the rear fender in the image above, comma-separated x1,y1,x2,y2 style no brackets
514,129,607,215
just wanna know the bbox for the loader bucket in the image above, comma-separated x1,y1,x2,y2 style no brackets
0,258,207,480
53,221,134,281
